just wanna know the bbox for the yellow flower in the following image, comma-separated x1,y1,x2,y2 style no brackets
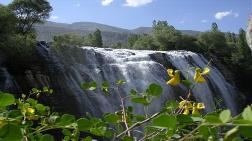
179,100,192,115
202,67,210,75
192,103,200,115
192,103,205,115
197,103,205,109
194,67,210,83
26,108,35,115
166,69,180,86
179,100,192,109
183,109,190,115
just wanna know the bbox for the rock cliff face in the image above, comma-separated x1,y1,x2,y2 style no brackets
0,43,239,116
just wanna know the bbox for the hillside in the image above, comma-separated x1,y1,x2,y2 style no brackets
35,21,200,45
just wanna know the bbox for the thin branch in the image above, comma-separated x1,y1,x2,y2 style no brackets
138,129,164,141
116,111,163,138
115,84,131,136
179,124,202,141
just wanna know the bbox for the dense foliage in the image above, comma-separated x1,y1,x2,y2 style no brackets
0,0,52,68
52,29,103,48
9,0,52,35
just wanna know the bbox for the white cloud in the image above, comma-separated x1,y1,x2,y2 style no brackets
201,19,208,23
215,11,239,20
74,3,81,7
124,0,153,7
234,13,239,18
101,0,114,6
50,16,59,20
179,20,185,24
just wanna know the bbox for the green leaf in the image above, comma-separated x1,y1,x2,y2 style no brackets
47,115,59,124
32,88,40,93
232,137,244,141
49,89,53,94
104,129,113,138
0,124,23,141
146,83,163,97
57,114,75,126
102,81,109,88
102,81,110,95
219,109,231,123
224,126,239,141
0,92,15,108
39,134,55,141
81,136,93,141
35,104,47,114
134,114,145,121
177,114,193,123
116,80,126,85
130,89,137,96
127,106,133,113
239,126,252,138
204,115,222,123
181,80,192,88
62,129,71,136
199,125,210,139
8,110,22,118
131,97,150,105
165,101,178,112
63,136,70,141
191,116,203,122
103,113,119,124
122,136,134,141
90,127,107,136
233,119,252,124
81,81,97,91
152,115,177,129
43,87,49,92
77,118,92,131
26,98,38,105
242,106,252,122
172,134,181,139
89,118,103,126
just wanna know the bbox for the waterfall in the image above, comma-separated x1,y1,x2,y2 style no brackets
0,44,238,116
42,46,237,116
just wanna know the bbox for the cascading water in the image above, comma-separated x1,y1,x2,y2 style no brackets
0,44,238,116
38,45,237,116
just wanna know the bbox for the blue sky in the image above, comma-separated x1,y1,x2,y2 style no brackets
1,0,251,32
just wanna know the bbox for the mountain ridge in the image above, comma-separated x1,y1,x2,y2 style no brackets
35,21,201,45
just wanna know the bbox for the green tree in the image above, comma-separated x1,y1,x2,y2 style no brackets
9,0,52,35
175,35,201,52
152,20,181,50
111,42,123,49
211,22,219,32
231,28,252,64
237,28,251,57
84,33,94,46
197,23,229,56
53,33,85,48
93,29,103,47
0,4,36,68
225,32,236,43
0,5,17,39
127,34,140,48
133,35,158,50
